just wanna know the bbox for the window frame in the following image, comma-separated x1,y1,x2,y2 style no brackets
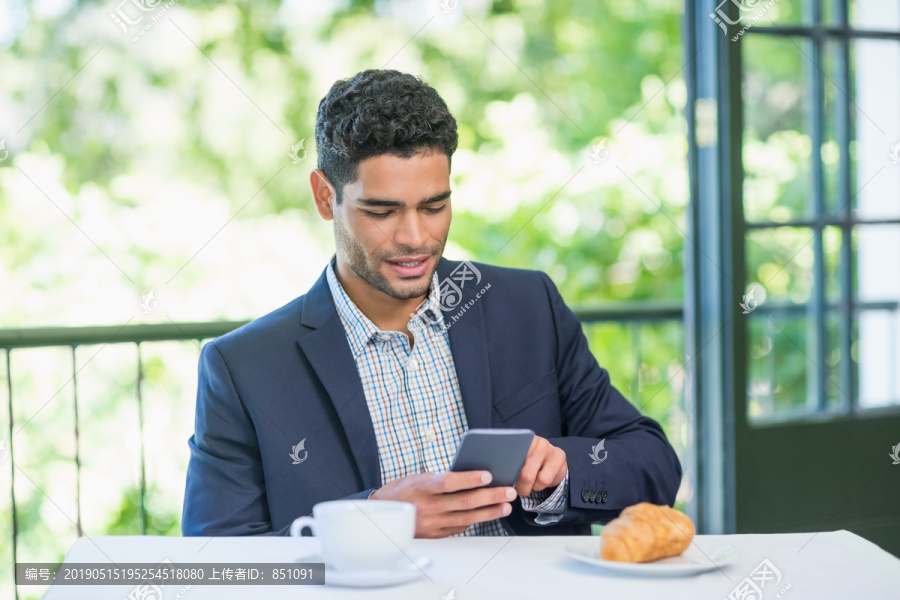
686,0,900,535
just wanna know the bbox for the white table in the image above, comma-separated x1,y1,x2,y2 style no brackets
39,530,899,599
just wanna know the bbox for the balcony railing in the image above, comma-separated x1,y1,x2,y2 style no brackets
1,302,684,598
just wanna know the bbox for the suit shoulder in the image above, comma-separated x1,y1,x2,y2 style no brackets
208,294,306,355
461,261,551,295
457,260,549,286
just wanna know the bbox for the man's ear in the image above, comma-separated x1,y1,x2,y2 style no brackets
310,169,338,220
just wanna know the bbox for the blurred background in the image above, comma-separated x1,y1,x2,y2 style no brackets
1,0,899,598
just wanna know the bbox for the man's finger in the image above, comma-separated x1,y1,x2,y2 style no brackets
446,501,513,530
531,457,559,492
515,451,544,496
433,470,492,494
532,448,567,492
444,486,516,512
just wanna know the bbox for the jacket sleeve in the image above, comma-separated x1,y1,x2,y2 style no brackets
519,272,683,529
182,340,376,536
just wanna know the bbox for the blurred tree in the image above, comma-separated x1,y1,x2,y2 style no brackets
0,1,718,597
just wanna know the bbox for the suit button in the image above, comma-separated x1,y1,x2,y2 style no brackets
581,489,590,502
588,490,597,502
600,490,608,503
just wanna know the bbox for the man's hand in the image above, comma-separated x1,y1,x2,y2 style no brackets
515,435,568,497
370,471,516,538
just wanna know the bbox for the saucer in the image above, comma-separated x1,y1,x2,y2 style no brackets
564,539,742,577
296,553,431,587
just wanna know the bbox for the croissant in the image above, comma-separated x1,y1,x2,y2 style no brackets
600,502,695,562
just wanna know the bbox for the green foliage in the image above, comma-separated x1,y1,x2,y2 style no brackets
103,485,181,537
1,2,696,596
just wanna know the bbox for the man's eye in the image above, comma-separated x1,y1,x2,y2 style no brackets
424,204,447,214
364,211,391,219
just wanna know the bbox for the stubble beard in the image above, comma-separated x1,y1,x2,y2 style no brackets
334,215,444,301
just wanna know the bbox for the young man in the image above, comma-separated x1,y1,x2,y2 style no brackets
182,69,681,538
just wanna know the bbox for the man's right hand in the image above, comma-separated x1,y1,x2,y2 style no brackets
370,470,516,538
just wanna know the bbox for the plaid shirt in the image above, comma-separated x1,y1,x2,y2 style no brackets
326,259,568,536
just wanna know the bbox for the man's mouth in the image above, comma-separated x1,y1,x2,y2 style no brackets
386,255,431,277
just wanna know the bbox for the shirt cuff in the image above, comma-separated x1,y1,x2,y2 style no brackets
519,470,568,524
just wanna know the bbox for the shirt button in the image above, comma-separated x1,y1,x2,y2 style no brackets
407,358,419,370
424,427,436,442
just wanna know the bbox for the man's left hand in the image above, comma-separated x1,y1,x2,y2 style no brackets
515,435,567,497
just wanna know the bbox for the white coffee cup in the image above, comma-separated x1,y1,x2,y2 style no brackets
290,500,416,571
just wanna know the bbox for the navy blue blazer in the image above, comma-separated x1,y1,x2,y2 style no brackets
182,258,682,536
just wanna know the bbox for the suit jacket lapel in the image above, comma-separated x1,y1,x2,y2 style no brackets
438,259,509,533
439,258,493,431
295,259,495,494
296,269,382,491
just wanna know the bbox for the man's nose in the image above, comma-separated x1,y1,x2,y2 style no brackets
394,209,428,249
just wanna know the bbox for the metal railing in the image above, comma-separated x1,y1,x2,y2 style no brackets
1,302,684,594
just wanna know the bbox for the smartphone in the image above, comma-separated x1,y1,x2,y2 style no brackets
449,428,535,488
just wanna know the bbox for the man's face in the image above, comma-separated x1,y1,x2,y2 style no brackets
332,151,452,301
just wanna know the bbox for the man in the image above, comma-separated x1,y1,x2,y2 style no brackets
182,69,681,538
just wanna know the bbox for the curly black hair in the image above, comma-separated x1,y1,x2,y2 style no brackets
314,69,459,203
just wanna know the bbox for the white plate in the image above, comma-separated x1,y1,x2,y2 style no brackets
296,553,431,587
564,539,742,577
